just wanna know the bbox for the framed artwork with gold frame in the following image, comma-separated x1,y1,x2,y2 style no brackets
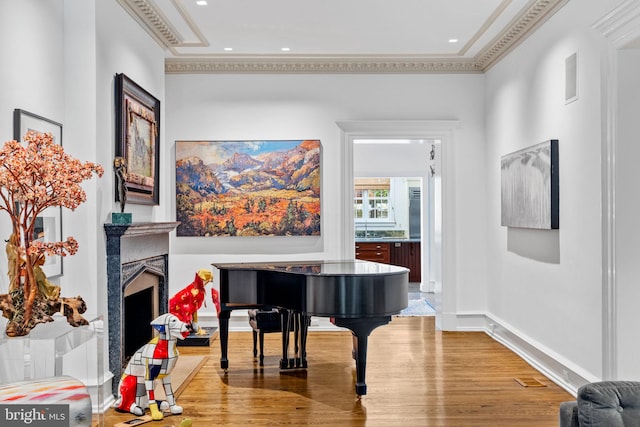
115,73,160,205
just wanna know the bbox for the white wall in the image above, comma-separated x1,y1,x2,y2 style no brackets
90,0,167,396
93,0,167,321
0,0,68,384
0,0,166,393
484,0,618,382
0,0,66,294
0,0,106,321
615,48,640,379
355,142,432,178
354,143,430,236
165,73,488,321
62,0,100,321
0,0,165,315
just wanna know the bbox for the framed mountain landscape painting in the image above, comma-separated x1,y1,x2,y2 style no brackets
175,140,321,237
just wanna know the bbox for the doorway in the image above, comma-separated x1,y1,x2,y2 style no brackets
353,140,434,293
337,120,457,329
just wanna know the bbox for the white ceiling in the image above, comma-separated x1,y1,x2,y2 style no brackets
117,0,569,73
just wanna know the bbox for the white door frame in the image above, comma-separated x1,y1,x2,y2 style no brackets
593,0,640,380
337,120,460,330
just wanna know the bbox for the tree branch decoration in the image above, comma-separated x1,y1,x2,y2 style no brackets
0,131,104,337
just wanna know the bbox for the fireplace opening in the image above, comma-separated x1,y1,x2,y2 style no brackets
123,272,160,361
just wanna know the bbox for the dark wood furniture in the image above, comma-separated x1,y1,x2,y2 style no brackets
355,241,421,282
247,308,281,366
247,308,308,367
355,241,390,263
390,241,421,282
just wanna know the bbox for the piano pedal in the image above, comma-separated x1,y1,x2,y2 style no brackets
279,358,308,370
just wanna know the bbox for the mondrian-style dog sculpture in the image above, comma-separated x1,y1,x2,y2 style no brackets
114,313,189,420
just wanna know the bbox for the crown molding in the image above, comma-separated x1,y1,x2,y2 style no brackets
116,0,183,47
475,0,570,71
593,0,640,48
164,56,482,74
116,0,569,74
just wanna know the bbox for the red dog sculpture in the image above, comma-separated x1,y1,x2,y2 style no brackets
170,269,219,336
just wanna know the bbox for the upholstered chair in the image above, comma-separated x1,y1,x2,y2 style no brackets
559,381,640,426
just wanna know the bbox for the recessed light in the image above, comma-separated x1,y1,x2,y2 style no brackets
196,1,207,6
224,47,233,51
448,38,458,43
281,47,291,52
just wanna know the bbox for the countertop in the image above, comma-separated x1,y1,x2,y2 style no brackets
355,238,421,243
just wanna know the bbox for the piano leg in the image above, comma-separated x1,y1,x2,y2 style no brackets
279,310,310,369
298,314,310,368
333,316,391,396
219,309,231,371
280,309,292,369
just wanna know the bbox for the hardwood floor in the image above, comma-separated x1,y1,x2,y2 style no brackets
99,316,571,426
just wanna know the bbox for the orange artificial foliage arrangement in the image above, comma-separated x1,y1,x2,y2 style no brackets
0,131,104,336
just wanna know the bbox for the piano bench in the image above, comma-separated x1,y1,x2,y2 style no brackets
248,308,282,366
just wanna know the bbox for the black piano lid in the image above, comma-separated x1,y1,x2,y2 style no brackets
212,259,408,276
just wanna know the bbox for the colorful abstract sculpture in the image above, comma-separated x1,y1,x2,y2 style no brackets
114,313,188,420
170,269,218,336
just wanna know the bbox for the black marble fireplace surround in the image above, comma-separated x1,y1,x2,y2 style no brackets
104,222,179,395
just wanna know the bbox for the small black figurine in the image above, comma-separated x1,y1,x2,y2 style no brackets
114,156,128,213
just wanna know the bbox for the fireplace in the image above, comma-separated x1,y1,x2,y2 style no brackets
104,222,179,395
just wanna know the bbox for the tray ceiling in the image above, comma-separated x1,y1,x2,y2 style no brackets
117,0,569,73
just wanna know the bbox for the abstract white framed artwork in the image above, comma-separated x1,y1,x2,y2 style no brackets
501,139,559,230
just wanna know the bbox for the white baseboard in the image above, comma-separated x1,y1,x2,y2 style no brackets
453,312,598,396
422,280,436,293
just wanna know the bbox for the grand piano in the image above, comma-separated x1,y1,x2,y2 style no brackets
213,260,409,396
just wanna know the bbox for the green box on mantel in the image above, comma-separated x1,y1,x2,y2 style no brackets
111,212,132,224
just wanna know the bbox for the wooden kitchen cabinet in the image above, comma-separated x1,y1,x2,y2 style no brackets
390,242,421,283
355,242,390,264
355,241,421,283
